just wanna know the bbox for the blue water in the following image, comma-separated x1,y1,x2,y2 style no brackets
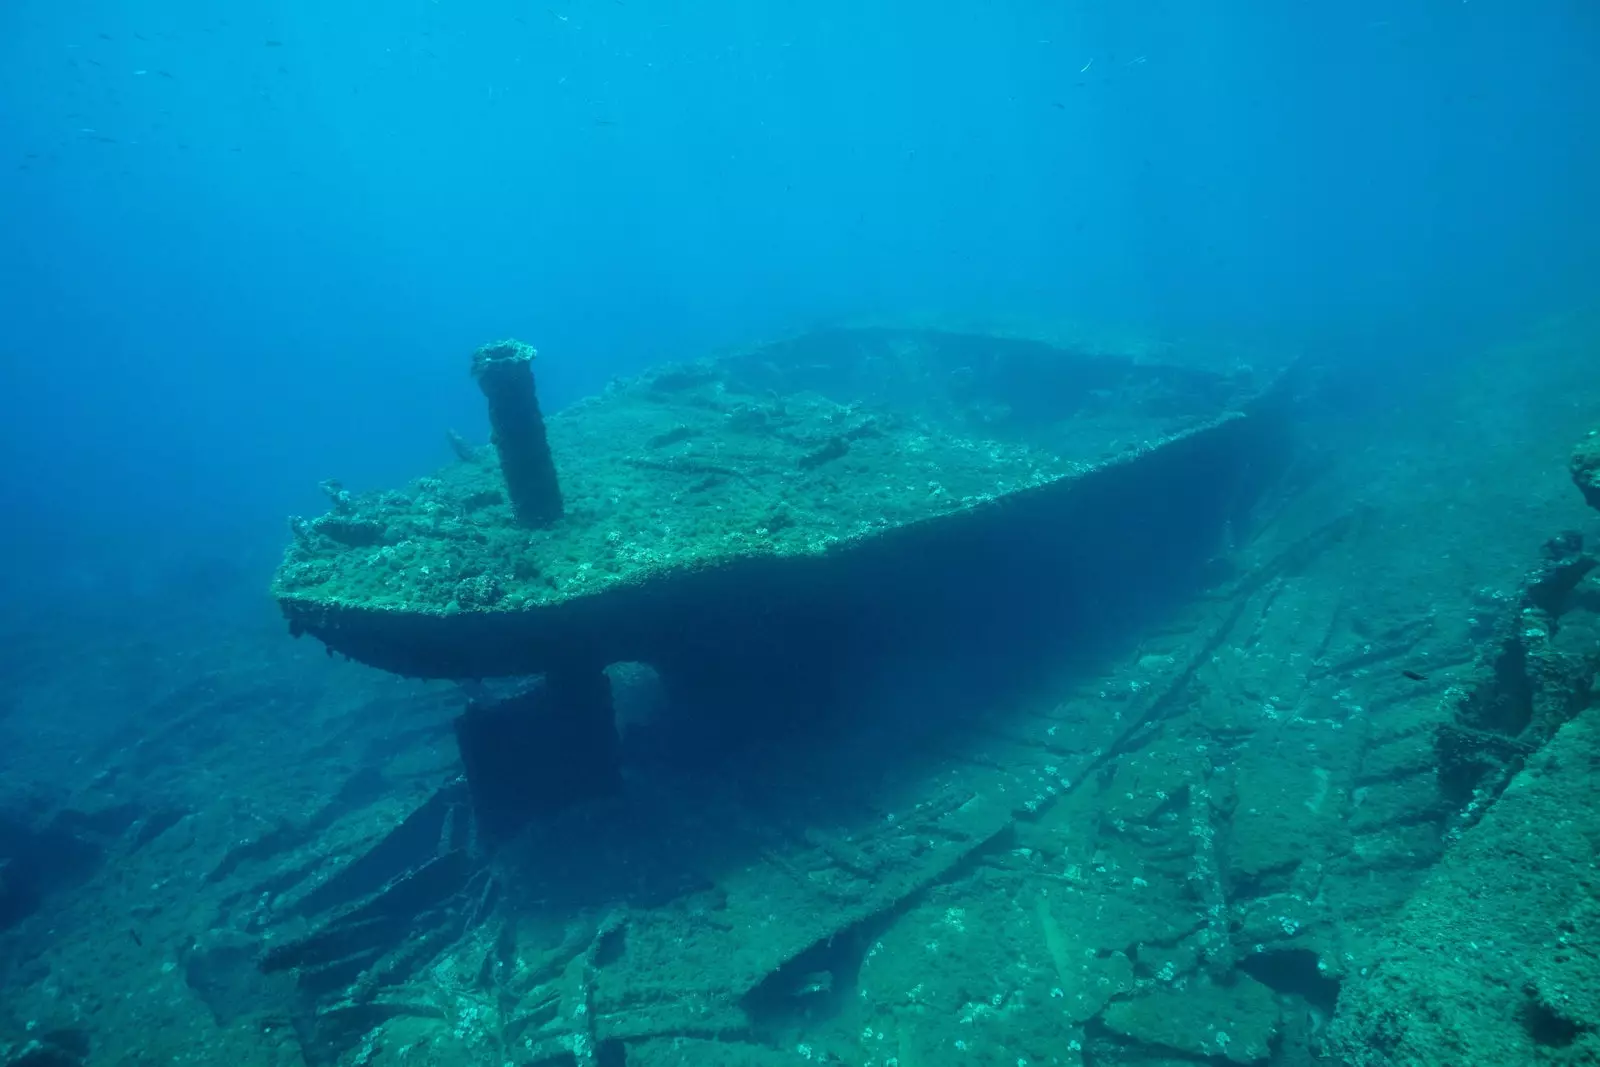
3,1,1595,606
2,5,1600,1063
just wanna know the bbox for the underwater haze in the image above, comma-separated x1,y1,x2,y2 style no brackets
2,0,1597,607
9,3,1600,1067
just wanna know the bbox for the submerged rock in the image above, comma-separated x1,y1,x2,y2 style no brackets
1574,429,1600,510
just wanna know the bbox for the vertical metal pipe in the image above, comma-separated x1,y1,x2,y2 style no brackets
471,339,564,527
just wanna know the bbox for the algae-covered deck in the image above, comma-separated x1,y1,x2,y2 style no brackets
274,326,1288,680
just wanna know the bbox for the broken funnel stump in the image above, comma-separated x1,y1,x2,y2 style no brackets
472,338,564,527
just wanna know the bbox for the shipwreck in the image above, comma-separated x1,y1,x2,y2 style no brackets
275,324,1294,831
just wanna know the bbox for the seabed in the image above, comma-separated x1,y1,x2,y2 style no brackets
3,321,1600,1067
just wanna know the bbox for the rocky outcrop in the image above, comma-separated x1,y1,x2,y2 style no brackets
1323,434,1600,1064
1573,429,1600,510
1324,697,1600,1065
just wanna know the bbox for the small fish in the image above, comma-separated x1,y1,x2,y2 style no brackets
1401,669,1428,682
791,970,833,997
266,39,284,47
128,929,144,947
